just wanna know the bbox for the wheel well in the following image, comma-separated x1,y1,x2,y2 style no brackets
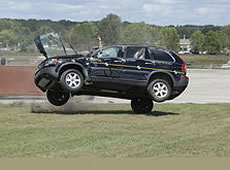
58,64,85,80
148,72,173,87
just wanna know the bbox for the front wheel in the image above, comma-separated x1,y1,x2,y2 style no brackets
60,69,83,93
131,98,154,114
147,79,171,102
46,90,70,106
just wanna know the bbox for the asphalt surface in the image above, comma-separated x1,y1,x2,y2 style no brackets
0,69,230,104
172,69,230,103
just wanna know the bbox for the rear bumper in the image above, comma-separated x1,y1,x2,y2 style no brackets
169,75,189,100
34,66,58,92
174,75,189,89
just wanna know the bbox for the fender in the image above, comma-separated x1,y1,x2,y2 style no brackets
147,70,176,86
57,62,89,80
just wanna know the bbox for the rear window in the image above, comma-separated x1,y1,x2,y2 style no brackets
150,50,174,62
169,51,180,60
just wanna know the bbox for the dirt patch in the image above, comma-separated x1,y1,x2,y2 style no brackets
0,66,42,96
31,97,131,114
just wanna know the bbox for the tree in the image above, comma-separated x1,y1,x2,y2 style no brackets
190,30,205,54
222,25,230,49
160,27,179,51
0,30,17,48
204,31,227,54
175,25,222,41
68,22,98,51
98,14,122,45
16,27,33,51
36,26,54,35
0,19,17,31
119,23,161,46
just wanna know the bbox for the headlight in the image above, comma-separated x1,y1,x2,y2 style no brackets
44,59,64,66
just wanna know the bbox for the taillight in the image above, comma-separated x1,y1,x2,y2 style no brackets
181,61,186,73
178,55,186,73
183,76,189,80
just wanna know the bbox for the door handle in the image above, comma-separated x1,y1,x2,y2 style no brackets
102,58,111,62
114,60,123,63
145,62,155,65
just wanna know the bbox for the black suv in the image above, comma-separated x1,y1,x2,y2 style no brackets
34,33,189,114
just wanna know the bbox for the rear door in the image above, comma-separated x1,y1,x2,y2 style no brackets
122,46,148,80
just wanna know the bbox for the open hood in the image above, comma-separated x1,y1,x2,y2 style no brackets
34,32,70,59
34,35,48,58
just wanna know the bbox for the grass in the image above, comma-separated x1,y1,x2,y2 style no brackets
0,102,230,158
180,54,230,69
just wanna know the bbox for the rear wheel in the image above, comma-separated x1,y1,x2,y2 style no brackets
46,90,70,106
147,79,171,102
131,98,154,114
60,69,83,93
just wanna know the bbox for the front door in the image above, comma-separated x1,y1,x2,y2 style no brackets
88,46,123,81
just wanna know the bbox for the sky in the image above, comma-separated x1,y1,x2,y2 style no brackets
0,0,229,26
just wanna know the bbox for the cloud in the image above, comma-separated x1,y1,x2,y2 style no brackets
143,4,170,16
149,0,182,4
0,0,229,25
195,8,209,15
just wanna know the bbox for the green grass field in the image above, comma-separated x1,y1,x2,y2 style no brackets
180,54,230,69
0,103,230,158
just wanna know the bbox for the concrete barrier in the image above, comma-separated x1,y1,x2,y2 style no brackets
0,66,43,96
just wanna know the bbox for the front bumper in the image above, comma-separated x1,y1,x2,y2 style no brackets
35,66,59,92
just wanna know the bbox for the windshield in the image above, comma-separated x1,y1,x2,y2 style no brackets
36,32,76,57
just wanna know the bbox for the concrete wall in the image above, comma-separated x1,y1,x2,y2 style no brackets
0,66,43,96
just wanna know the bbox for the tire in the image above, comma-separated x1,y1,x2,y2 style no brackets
46,90,70,106
131,98,154,114
60,69,83,93
1,57,6,65
147,79,171,102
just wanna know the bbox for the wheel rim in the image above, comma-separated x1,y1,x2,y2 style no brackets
152,82,168,98
65,72,81,89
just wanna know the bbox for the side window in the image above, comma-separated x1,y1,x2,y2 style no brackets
150,50,174,62
126,47,145,59
97,47,122,58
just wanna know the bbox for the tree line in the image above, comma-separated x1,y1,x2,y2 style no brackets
0,14,229,55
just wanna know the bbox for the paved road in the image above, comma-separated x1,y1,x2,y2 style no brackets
1,69,230,104
172,69,230,103
77,69,230,104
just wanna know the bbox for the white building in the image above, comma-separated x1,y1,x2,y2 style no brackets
179,35,191,54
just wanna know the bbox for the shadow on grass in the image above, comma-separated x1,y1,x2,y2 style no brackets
31,110,179,117
149,111,179,116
